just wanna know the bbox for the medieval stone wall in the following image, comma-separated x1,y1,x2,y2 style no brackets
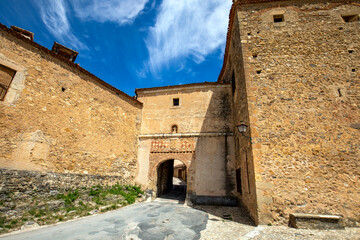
136,84,237,201
137,84,233,134
0,168,129,195
221,13,259,224
0,29,142,179
228,1,359,226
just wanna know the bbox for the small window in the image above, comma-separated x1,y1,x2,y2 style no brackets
0,64,16,101
273,14,284,23
341,15,359,23
236,169,242,194
171,125,178,134
173,98,179,106
231,71,236,95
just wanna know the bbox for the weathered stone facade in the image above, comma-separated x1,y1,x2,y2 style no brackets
219,0,360,226
135,84,237,203
0,24,142,180
0,168,129,195
0,0,359,228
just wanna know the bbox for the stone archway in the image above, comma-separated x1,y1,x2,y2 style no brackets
156,159,187,197
149,152,194,197
147,137,196,198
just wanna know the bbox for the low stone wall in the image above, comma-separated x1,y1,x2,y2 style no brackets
0,168,130,197
0,168,144,234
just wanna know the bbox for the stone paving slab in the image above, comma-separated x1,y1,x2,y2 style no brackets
197,206,360,240
0,202,208,240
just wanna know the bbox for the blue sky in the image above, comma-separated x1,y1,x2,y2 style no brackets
0,0,231,96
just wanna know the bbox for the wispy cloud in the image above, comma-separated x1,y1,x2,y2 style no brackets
71,0,149,25
145,0,231,76
37,0,87,50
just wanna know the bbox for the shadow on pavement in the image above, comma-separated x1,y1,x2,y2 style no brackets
156,177,186,204
156,177,254,226
192,205,254,226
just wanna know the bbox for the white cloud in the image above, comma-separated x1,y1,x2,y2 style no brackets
71,0,149,25
145,0,231,76
37,0,87,50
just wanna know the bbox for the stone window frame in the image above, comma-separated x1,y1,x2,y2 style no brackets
170,96,181,109
173,98,179,106
260,8,299,27
0,54,27,106
0,64,16,101
273,14,285,23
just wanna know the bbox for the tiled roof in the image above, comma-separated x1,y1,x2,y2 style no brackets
135,82,230,95
0,23,142,106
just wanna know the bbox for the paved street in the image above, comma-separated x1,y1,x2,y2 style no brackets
0,202,208,240
0,201,359,240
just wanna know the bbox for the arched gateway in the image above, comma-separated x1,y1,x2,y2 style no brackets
135,83,236,205
148,143,195,197
156,159,187,197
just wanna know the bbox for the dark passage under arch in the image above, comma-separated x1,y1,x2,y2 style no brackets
157,159,187,202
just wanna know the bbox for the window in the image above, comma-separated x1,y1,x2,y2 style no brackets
341,15,359,23
171,125,178,134
231,71,236,95
245,153,251,194
173,98,179,106
236,168,242,194
273,14,284,23
0,64,16,101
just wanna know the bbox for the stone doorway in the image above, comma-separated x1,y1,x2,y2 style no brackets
156,159,187,202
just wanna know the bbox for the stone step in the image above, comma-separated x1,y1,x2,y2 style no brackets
289,213,343,229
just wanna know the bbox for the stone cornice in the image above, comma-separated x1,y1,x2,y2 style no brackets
139,132,234,139
135,82,230,96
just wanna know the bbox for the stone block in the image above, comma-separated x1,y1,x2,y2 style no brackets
289,213,343,229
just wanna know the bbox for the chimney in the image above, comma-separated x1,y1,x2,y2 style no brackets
11,26,34,41
51,42,78,63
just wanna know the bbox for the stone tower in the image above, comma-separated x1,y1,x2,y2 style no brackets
219,0,360,226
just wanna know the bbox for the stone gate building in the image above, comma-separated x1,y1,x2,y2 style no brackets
0,0,359,227
135,83,236,204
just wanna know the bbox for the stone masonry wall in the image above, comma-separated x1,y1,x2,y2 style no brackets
220,12,259,224
136,84,236,201
137,84,233,134
233,1,360,226
0,168,129,195
0,28,142,179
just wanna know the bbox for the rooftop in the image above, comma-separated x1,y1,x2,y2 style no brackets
0,23,142,107
135,82,230,96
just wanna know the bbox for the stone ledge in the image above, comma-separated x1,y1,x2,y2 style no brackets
139,132,234,138
289,213,343,230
